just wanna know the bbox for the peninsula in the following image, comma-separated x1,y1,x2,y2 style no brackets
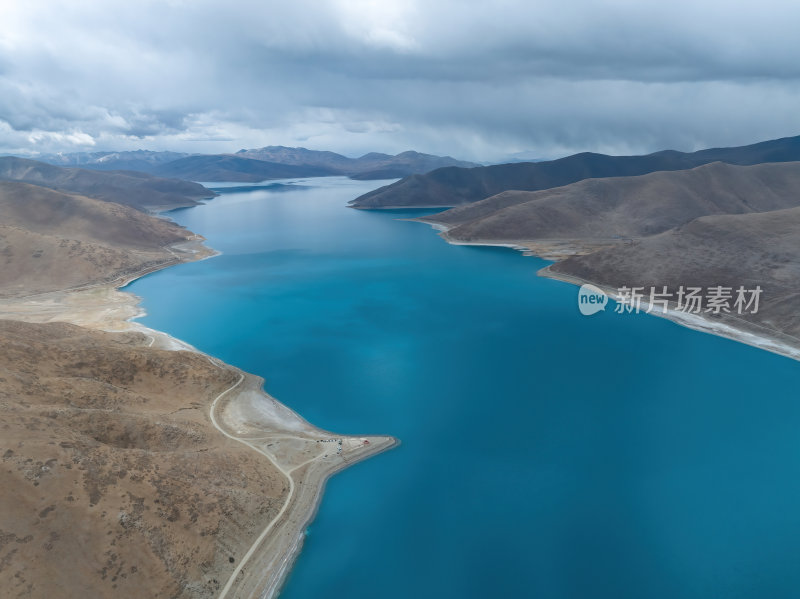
414,157,800,361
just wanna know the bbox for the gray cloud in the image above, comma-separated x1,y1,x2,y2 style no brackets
1,0,799,161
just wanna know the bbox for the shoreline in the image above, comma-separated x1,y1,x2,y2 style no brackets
538,266,800,362
255,434,400,599
208,369,399,599
0,236,398,599
410,221,800,363
348,203,457,210
414,219,625,260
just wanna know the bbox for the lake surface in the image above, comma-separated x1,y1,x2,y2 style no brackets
129,177,800,599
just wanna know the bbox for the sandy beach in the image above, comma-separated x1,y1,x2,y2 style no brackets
0,241,397,599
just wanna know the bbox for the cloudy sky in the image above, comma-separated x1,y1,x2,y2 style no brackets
1,0,799,161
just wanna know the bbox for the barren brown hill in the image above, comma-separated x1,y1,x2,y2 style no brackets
423,162,800,243
0,156,214,211
350,133,800,208
0,319,286,598
0,152,397,599
0,181,202,297
546,207,800,341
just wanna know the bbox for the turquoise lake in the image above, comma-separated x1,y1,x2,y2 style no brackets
128,177,800,599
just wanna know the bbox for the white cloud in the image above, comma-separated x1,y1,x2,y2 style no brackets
333,0,420,52
27,130,96,147
1,0,799,160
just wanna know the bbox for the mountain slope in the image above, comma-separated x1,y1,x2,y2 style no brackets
0,319,284,599
546,206,800,340
423,161,800,243
0,181,202,297
0,157,213,211
350,134,800,208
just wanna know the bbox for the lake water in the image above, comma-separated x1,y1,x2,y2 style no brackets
128,177,800,599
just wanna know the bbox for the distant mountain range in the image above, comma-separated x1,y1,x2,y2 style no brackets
350,134,800,208
0,157,215,211
38,149,189,172
150,154,337,182
33,147,478,182
235,147,477,180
